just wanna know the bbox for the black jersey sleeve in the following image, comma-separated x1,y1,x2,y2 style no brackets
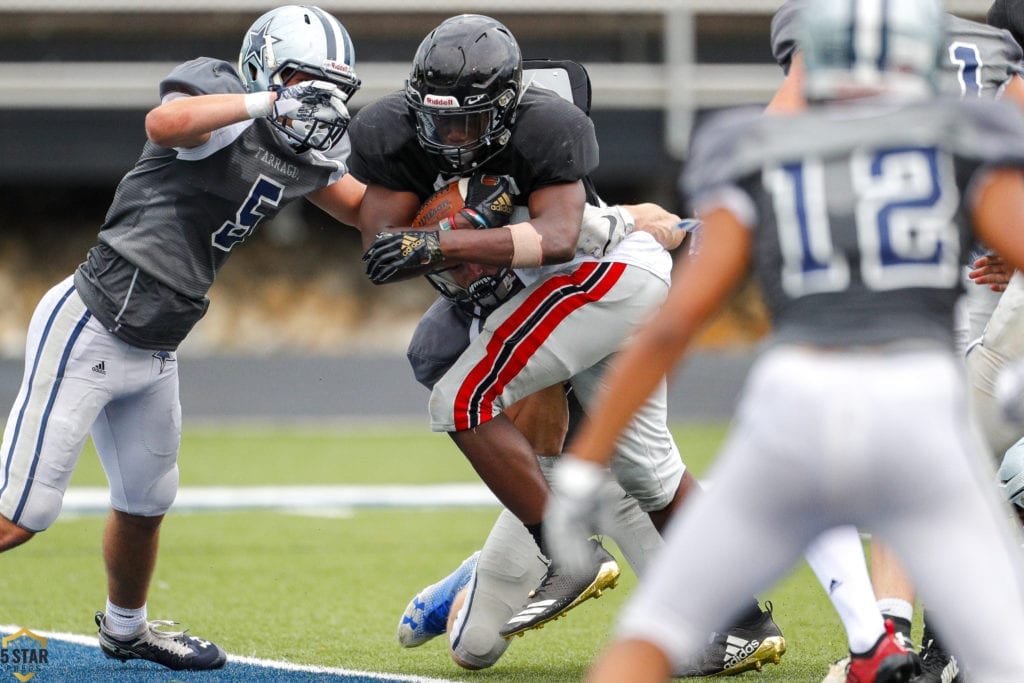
505,88,599,194
346,92,439,198
160,58,246,99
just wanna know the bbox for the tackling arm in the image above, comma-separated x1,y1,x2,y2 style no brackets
145,93,259,149
306,174,370,230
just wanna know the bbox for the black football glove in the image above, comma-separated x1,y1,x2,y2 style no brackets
362,231,443,284
460,173,515,229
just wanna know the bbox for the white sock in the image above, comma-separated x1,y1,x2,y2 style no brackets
876,598,914,624
103,600,147,637
805,526,885,654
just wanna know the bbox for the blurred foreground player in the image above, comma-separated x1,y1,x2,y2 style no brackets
545,0,1024,680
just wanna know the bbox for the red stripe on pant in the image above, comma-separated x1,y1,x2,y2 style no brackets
452,261,627,431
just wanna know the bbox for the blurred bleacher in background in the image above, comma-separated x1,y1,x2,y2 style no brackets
0,0,994,361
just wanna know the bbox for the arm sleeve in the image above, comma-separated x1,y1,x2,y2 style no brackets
160,58,246,98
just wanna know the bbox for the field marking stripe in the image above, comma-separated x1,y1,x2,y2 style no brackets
62,484,500,513
0,624,458,682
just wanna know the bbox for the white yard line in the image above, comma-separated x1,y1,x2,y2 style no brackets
63,484,499,514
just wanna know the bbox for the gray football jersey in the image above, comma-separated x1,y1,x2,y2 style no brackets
683,98,1024,348
771,1,1024,97
74,57,349,350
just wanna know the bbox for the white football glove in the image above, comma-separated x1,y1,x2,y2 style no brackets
578,204,634,258
273,80,350,123
996,359,1024,424
543,455,614,575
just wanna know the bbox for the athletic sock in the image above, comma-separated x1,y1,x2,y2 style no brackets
525,522,546,558
103,600,147,637
877,598,914,625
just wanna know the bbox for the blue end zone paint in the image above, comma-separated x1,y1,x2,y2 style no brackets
1,626,454,683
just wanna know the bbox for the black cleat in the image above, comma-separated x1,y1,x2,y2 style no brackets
96,611,227,671
499,539,619,639
912,620,964,683
678,601,787,677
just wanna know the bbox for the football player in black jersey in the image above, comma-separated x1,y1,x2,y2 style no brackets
349,13,784,664
348,13,639,637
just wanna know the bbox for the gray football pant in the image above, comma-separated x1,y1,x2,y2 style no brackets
448,455,663,669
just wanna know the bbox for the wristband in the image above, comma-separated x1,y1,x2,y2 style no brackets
458,207,490,229
438,215,456,231
244,91,275,119
508,222,544,268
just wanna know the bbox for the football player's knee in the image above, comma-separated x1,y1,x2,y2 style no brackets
117,465,179,516
5,481,67,535
999,438,1024,509
0,513,36,551
450,626,508,669
613,469,677,513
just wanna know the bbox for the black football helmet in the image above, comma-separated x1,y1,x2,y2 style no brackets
405,15,523,175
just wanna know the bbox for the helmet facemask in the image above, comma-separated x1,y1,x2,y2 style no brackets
426,264,522,316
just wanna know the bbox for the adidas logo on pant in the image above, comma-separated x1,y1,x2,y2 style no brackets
92,361,106,375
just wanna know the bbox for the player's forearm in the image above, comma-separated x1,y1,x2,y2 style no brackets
145,93,270,148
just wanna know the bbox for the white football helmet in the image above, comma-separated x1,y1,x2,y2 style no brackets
800,0,946,101
238,5,361,150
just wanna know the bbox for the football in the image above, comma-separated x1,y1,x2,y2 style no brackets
412,179,469,228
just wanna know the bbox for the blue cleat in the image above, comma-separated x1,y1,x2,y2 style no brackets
397,551,480,648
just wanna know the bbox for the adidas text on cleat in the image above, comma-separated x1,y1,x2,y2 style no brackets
397,551,480,648
679,601,786,677
847,619,920,683
499,540,619,640
95,611,226,671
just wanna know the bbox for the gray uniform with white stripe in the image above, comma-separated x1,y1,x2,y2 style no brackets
0,58,348,530
613,98,1024,679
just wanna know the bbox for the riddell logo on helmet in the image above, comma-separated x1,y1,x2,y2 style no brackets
323,59,353,74
425,94,459,107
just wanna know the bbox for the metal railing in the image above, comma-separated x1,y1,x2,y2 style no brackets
0,1,995,157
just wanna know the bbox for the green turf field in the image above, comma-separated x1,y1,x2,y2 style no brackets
3,423,903,682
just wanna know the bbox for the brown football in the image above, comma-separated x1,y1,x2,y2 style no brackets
412,179,467,228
